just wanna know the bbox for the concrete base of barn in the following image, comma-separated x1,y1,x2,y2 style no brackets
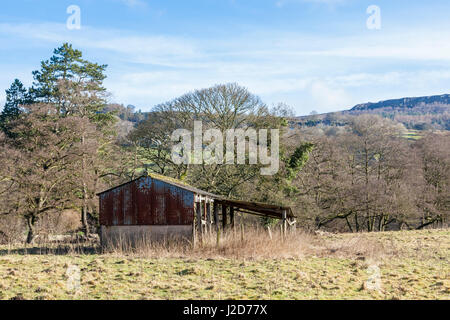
100,225,193,248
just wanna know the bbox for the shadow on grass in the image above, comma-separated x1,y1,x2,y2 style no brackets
0,244,101,256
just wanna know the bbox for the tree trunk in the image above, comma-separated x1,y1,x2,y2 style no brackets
81,205,89,236
364,142,371,232
345,215,353,232
25,215,35,244
81,133,90,236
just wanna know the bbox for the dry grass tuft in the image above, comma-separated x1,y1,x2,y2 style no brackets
0,237,99,256
195,228,317,259
2,228,443,263
0,227,396,261
101,228,318,259
101,227,394,261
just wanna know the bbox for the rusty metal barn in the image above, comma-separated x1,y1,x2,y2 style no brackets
98,173,295,246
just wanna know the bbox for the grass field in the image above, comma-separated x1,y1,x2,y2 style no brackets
0,229,448,300
402,129,423,140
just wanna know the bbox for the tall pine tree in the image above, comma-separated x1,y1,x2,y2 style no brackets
32,43,116,235
31,43,113,124
0,79,32,137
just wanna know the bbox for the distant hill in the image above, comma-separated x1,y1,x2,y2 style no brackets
294,94,450,131
350,94,450,113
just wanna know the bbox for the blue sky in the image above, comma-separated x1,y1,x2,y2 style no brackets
1,0,450,115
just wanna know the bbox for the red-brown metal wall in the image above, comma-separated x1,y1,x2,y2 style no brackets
99,176,195,226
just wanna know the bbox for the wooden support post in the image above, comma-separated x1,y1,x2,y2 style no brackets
206,201,212,235
222,205,227,230
282,209,287,239
196,201,202,244
213,201,219,232
230,207,235,229
202,200,207,236
193,202,197,248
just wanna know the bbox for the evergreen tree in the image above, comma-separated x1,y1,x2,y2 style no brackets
0,79,32,136
31,43,113,126
31,43,116,235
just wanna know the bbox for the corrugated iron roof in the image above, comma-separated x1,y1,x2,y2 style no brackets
147,173,221,198
97,173,220,198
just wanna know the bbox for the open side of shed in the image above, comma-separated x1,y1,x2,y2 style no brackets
194,197,296,243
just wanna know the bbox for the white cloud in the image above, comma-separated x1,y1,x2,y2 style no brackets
0,22,201,70
106,69,450,113
1,21,450,114
2,22,450,68
309,81,351,110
